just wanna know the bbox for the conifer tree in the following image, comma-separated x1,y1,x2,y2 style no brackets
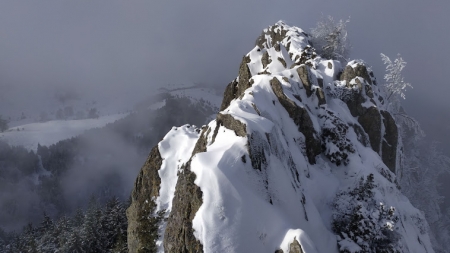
332,174,400,252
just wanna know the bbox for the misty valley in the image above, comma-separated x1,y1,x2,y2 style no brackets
0,89,219,252
0,3,450,253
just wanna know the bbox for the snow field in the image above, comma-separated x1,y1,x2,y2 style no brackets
0,113,128,151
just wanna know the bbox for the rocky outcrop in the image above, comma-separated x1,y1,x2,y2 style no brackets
270,77,321,164
127,147,163,253
211,113,247,145
340,64,372,85
163,161,203,253
289,238,304,253
219,55,253,111
163,131,207,253
296,65,326,106
275,238,304,253
297,65,313,97
255,26,288,49
127,21,410,253
219,79,238,111
381,110,398,172
216,113,247,137
315,88,326,106
261,51,271,69
358,106,382,153
339,63,398,172
237,56,252,99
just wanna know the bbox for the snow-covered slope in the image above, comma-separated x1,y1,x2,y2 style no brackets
0,113,127,151
127,21,434,253
0,84,221,152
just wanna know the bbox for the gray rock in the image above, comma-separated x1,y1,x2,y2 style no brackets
381,110,398,173
278,57,287,68
237,55,252,99
340,64,372,86
219,79,238,111
255,25,288,49
261,51,271,69
315,88,326,106
163,130,208,253
353,64,372,85
340,65,356,86
270,77,321,164
289,238,304,253
216,113,247,137
163,161,203,253
365,84,374,98
317,78,323,88
274,43,281,52
126,146,163,253
273,238,304,253
358,106,382,153
296,65,313,97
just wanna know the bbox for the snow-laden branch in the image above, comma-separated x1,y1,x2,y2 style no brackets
380,53,413,101
311,15,351,62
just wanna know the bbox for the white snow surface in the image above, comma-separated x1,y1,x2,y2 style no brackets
0,113,127,151
152,21,434,253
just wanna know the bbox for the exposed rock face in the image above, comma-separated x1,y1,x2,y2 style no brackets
216,113,247,138
315,88,326,106
256,26,288,49
358,106,382,153
219,79,238,111
219,55,253,111
381,110,399,172
340,64,372,85
274,238,304,253
297,65,313,97
163,161,203,253
163,130,207,253
237,55,252,99
339,62,398,172
127,147,163,253
289,238,304,253
261,51,271,69
270,77,321,164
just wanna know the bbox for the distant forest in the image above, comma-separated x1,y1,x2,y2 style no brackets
0,94,217,251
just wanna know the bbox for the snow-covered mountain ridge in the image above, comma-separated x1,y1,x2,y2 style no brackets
127,21,434,253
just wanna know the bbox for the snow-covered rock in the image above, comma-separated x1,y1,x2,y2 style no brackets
127,21,434,253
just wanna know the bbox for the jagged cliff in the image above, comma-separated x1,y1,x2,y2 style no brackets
127,21,434,253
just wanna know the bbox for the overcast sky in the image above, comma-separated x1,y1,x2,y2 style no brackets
1,0,449,143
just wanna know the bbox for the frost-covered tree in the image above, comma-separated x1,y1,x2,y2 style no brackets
380,52,450,252
380,53,413,108
310,15,351,61
380,53,417,133
332,174,401,253
400,139,450,252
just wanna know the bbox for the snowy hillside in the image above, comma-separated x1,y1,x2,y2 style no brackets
0,84,222,152
127,21,434,253
0,113,127,151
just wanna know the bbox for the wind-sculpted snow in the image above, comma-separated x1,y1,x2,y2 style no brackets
128,21,434,253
